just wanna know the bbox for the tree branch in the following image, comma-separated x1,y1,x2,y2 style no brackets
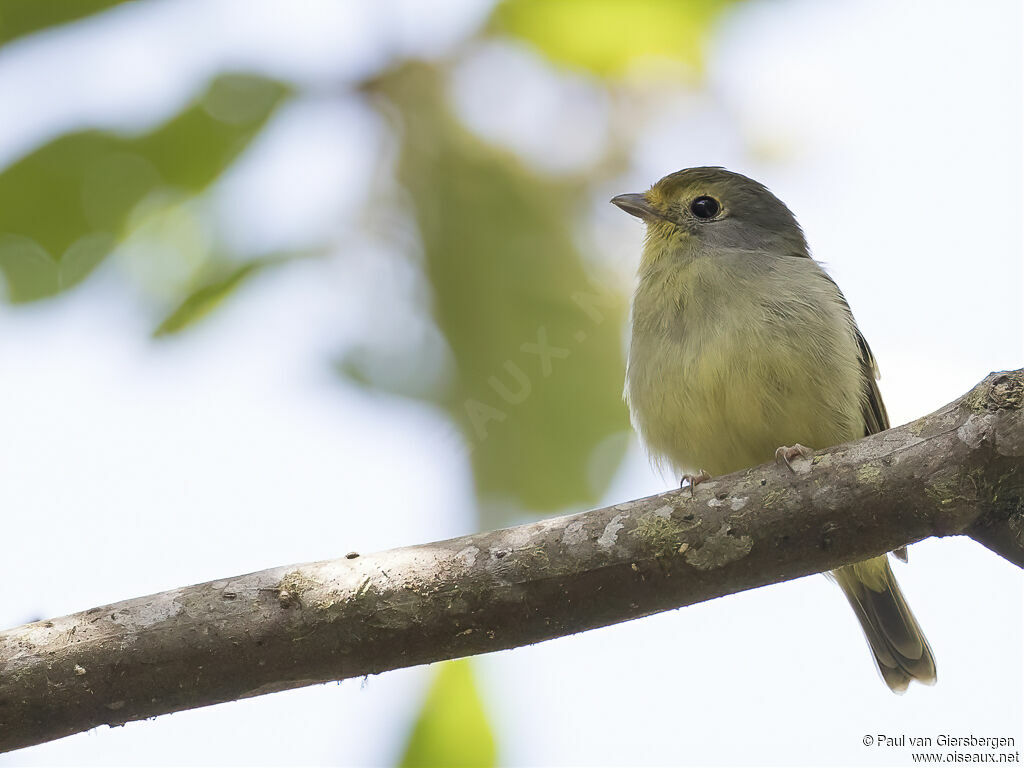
2,370,1022,753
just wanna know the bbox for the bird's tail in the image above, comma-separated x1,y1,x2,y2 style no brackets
832,555,937,693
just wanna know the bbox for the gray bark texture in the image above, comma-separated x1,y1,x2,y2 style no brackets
1,369,1022,753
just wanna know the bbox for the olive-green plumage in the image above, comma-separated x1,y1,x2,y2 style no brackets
615,167,935,693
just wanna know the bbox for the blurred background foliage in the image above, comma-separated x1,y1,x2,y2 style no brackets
490,0,739,76
0,74,288,301
399,659,497,768
365,61,628,515
0,0,123,45
0,0,743,764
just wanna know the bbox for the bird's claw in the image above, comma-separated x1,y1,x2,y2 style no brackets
680,469,711,497
775,444,814,473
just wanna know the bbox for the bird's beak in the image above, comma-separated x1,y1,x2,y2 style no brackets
610,193,663,221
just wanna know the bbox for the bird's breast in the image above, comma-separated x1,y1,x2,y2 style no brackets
626,264,864,477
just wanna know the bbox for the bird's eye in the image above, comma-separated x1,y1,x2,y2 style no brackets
689,196,721,219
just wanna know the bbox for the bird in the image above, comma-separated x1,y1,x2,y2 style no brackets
612,166,936,693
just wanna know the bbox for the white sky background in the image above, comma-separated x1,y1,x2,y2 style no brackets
0,0,1021,766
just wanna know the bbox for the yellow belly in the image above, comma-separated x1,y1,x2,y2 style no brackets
625,282,866,476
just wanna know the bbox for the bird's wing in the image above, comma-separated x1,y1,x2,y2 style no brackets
818,271,890,436
855,327,890,436
826,276,903,560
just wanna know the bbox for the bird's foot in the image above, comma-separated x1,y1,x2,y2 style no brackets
680,469,711,497
775,444,814,473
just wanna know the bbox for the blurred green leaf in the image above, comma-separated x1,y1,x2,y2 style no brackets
367,63,629,516
0,74,289,303
152,250,318,337
0,0,128,47
152,261,259,337
399,660,497,768
490,0,739,76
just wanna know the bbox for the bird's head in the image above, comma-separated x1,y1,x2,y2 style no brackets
612,167,809,258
